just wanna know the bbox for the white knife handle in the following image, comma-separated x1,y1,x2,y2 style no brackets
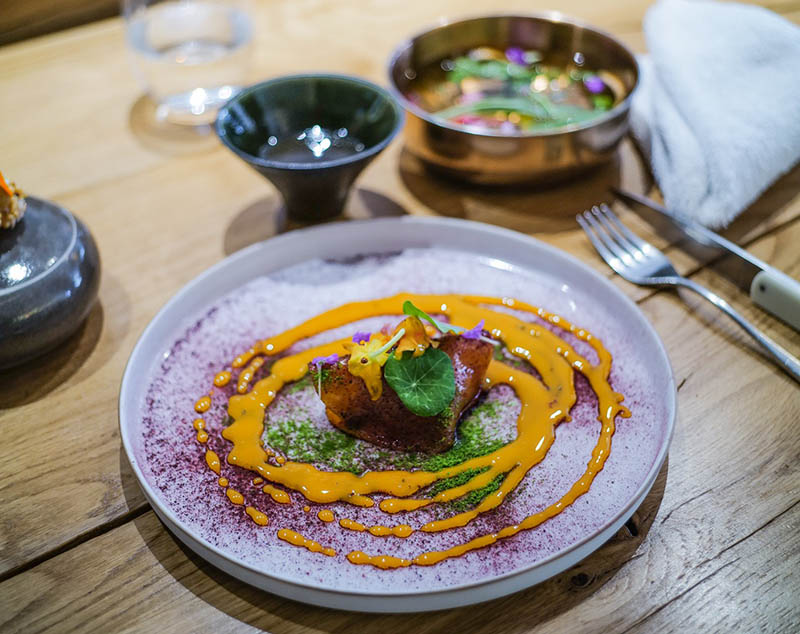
750,270,800,331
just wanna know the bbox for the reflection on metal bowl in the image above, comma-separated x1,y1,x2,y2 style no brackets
388,13,639,185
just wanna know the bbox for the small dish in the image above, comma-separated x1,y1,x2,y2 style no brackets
215,74,404,222
388,13,639,184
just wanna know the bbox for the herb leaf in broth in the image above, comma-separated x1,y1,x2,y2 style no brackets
413,47,619,132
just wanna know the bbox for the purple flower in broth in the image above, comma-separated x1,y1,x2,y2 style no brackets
352,331,372,344
460,319,485,340
584,75,605,94
499,121,517,135
505,47,526,66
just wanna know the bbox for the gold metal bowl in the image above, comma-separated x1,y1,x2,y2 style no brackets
388,13,639,185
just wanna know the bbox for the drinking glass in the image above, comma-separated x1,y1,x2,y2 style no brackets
123,0,253,125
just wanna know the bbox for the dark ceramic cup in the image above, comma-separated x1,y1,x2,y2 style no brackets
215,74,404,222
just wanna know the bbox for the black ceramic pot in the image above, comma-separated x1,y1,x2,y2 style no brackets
0,197,101,368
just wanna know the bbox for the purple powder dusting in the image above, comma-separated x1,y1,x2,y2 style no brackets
132,249,671,594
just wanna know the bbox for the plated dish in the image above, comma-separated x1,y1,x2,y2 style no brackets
120,217,674,611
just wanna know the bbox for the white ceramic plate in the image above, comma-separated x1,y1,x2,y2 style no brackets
119,216,675,612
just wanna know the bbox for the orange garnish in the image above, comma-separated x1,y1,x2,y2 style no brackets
392,316,431,359
0,172,12,197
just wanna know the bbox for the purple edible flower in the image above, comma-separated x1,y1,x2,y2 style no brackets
584,75,605,94
499,121,517,135
459,91,484,105
351,331,371,344
505,47,526,66
460,319,485,340
311,353,339,367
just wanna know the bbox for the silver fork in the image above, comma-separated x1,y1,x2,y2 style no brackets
578,204,800,384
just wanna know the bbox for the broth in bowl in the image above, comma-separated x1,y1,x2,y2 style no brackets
406,46,625,134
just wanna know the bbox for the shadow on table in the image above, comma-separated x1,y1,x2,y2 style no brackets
0,304,106,410
222,187,408,256
0,272,132,410
398,139,653,236
133,457,668,633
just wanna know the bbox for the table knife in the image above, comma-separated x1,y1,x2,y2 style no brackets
612,188,800,331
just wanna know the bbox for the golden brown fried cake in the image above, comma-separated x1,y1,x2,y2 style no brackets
314,335,493,453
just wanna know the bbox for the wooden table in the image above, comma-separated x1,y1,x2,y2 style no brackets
1,1,798,631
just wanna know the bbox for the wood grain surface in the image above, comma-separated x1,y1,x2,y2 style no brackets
0,1,798,632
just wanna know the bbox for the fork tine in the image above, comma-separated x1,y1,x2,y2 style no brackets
591,206,644,261
581,209,636,266
598,204,652,253
577,211,626,272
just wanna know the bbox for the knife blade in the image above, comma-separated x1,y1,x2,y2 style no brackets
612,188,800,332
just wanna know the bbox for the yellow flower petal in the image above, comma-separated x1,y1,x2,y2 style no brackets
344,333,391,400
393,316,431,359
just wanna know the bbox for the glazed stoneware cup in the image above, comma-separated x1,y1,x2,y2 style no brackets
215,74,404,222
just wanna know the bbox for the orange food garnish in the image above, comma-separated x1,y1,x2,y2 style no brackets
392,316,431,359
0,172,12,197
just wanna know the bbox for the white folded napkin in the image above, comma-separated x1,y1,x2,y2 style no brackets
630,0,800,228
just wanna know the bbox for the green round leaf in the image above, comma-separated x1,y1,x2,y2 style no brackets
384,347,456,417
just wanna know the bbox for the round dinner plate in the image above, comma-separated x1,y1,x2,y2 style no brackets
119,216,676,612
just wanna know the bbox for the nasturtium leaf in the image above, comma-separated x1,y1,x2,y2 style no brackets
402,300,464,335
384,347,455,417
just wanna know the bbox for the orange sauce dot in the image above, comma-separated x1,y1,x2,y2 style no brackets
245,506,269,526
214,371,232,387
226,488,244,505
194,396,211,413
339,518,365,532
303,506,310,513
368,524,413,538
262,485,291,504
218,477,228,487
205,450,221,475
196,430,209,443
277,529,336,557
346,551,411,569
252,477,264,485
192,418,205,430
317,509,335,523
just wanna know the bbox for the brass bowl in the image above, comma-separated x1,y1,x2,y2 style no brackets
387,13,639,185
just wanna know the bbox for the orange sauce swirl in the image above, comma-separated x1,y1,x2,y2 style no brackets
197,294,628,567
